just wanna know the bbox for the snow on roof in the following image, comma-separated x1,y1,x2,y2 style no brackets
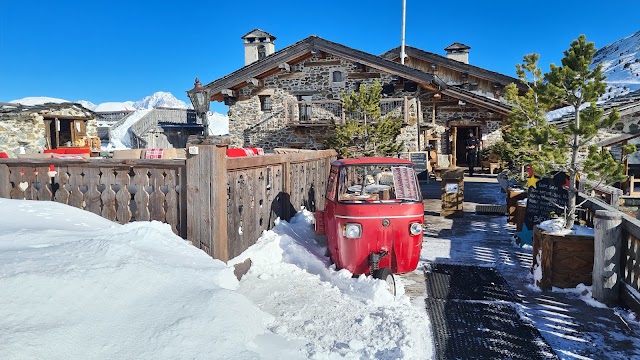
9,97,70,106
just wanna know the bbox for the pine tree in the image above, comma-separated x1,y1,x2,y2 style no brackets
544,35,631,229
325,80,403,158
507,35,634,230
503,54,567,179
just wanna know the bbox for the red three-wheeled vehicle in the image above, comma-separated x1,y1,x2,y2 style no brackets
315,157,424,295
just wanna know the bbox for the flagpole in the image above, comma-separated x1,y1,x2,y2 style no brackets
400,0,406,65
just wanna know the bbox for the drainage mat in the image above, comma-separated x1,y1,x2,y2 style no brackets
424,263,519,303
424,263,558,359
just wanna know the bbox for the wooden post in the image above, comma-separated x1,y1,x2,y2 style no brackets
452,127,457,167
0,164,10,198
593,210,623,305
186,136,229,261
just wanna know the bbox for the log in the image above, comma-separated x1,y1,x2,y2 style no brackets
593,210,623,305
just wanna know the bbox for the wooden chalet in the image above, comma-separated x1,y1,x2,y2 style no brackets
202,31,522,167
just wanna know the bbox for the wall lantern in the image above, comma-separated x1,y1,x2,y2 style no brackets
187,77,211,135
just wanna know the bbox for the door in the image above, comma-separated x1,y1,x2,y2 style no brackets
455,126,480,166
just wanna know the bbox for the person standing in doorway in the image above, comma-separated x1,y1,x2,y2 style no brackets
465,131,479,176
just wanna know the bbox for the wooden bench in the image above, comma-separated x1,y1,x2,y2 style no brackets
481,153,502,175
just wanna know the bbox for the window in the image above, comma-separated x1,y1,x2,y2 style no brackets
298,95,312,122
258,45,266,60
332,71,343,82
259,95,272,111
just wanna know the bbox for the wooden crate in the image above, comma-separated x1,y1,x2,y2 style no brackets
532,226,594,290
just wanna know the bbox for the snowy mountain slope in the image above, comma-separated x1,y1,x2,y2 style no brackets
593,30,640,99
129,91,189,110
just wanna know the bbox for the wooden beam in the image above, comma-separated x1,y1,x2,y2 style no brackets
305,60,341,67
347,72,381,79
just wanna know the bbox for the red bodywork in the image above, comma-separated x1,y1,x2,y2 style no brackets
315,157,424,275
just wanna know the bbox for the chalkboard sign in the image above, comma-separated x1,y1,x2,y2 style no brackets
519,172,569,245
409,151,429,180
409,152,428,173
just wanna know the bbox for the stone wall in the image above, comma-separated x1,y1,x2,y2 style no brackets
227,54,423,152
0,106,98,157
0,115,47,157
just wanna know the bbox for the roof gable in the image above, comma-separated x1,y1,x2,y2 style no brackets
203,36,448,99
381,45,524,90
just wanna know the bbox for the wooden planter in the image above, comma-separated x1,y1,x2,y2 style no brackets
532,226,594,290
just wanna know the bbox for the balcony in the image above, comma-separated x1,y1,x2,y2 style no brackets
285,98,412,127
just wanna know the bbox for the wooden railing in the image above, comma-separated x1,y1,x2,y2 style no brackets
0,144,337,263
0,158,187,236
285,98,410,126
577,193,640,314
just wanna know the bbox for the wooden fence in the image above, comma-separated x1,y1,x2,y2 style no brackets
578,193,640,314
0,145,336,263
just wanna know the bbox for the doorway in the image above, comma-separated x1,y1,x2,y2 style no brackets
454,126,480,166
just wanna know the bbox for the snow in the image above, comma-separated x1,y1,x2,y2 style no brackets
537,218,595,237
9,97,69,105
108,109,153,149
0,199,429,359
94,102,136,112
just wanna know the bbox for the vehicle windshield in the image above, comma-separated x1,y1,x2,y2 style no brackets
337,164,421,203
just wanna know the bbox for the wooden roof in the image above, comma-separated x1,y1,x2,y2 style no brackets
381,45,526,90
202,36,515,115
596,132,640,147
203,36,448,101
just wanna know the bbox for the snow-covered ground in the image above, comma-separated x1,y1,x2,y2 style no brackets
0,198,429,359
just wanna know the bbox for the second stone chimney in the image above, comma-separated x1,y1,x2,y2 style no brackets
444,43,470,64
242,29,276,66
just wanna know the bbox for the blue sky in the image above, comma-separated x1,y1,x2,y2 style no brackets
1,0,638,114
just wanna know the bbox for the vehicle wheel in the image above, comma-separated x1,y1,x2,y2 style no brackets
372,268,396,296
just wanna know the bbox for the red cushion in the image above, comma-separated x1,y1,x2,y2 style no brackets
0,152,8,158
64,147,91,154
43,149,65,154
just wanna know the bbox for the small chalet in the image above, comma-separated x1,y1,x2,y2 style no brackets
200,29,524,166
0,101,97,157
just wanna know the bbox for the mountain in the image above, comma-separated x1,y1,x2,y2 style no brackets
128,91,189,110
593,30,640,100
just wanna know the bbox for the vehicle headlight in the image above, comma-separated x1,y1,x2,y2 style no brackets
343,223,362,239
409,222,423,236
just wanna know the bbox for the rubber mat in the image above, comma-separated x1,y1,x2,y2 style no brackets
475,204,507,215
425,263,558,359
424,263,519,302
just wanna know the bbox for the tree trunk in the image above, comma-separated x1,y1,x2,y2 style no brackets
566,105,581,229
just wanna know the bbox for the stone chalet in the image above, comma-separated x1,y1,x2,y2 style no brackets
200,29,526,166
0,102,97,157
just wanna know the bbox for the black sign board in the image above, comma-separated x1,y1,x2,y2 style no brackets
524,172,569,230
409,152,429,180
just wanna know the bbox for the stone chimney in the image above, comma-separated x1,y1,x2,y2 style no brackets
444,43,470,64
242,29,276,66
